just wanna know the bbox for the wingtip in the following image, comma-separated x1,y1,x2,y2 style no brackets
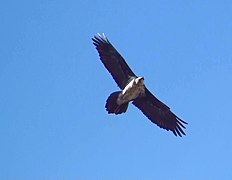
93,33,108,42
176,116,188,125
97,32,106,37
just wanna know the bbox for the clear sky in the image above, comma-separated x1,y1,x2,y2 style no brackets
1,0,232,179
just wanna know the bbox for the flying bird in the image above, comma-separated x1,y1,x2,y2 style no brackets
92,33,187,137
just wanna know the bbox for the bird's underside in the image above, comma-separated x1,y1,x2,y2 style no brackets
92,33,187,137
105,76,145,115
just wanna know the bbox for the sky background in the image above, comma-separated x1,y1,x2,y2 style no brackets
1,0,232,179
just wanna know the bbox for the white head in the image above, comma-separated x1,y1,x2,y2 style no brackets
135,77,144,85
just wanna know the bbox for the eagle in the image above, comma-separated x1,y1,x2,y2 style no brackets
92,33,187,137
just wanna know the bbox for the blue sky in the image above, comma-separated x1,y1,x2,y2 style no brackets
1,0,232,179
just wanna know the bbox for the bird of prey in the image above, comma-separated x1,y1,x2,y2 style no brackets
92,33,187,137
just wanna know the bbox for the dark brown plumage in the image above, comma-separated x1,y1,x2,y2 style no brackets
92,33,187,137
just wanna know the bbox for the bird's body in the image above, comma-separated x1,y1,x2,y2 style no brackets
118,77,145,104
92,33,187,137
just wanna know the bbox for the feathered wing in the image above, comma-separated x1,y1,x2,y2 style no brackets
133,88,187,137
92,34,136,89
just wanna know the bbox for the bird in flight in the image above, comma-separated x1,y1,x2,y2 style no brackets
92,33,187,137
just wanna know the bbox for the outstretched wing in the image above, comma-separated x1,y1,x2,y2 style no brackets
133,87,187,137
92,33,136,89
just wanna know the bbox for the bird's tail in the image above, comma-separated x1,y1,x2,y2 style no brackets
105,91,129,115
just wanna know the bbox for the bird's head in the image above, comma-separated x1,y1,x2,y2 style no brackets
135,77,144,85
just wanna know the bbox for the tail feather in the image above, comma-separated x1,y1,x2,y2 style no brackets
105,91,129,115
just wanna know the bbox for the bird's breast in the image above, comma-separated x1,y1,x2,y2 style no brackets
117,79,145,105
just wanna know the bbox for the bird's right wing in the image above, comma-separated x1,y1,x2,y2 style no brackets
133,88,187,137
92,34,136,89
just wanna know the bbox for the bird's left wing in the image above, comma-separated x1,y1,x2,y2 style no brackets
92,34,136,89
133,88,187,137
